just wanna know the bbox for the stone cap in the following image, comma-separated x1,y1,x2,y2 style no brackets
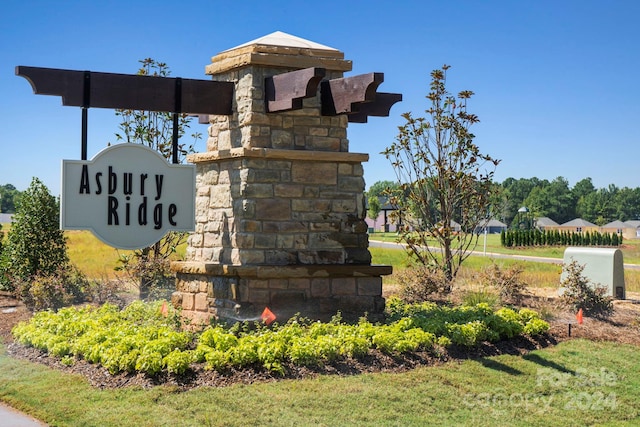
187,147,369,164
206,31,353,75
171,261,393,278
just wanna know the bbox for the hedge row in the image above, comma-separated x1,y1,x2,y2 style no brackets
501,229,621,248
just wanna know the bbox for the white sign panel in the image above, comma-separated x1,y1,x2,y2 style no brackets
62,143,195,249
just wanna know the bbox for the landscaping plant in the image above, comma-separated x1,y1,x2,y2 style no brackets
0,178,68,292
478,261,528,304
12,299,549,377
559,259,614,318
396,265,450,302
383,65,499,283
0,178,90,309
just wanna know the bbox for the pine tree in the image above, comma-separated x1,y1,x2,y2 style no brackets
611,232,619,246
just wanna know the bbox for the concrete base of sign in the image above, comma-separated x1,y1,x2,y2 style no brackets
171,262,391,326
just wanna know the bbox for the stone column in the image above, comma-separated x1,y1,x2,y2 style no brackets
171,33,391,325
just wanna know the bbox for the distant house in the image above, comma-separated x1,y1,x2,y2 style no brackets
0,213,13,224
602,220,636,239
474,218,507,234
364,199,464,234
526,216,640,239
557,218,598,234
625,220,640,238
535,217,559,231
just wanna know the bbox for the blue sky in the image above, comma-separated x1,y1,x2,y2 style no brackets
2,0,639,196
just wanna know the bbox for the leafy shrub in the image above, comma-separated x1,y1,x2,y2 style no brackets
372,323,435,354
85,277,125,307
0,178,68,292
479,262,528,303
15,264,89,311
386,298,548,344
136,350,164,376
116,254,175,301
204,349,229,371
396,265,450,303
490,308,524,338
523,317,550,335
230,336,262,367
288,336,321,366
199,326,239,351
446,321,495,346
12,299,550,376
164,349,193,375
560,260,614,318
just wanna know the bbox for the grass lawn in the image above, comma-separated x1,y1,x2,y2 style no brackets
369,235,640,293
1,339,638,426
65,231,130,279
369,232,640,264
2,231,640,425
65,231,187,279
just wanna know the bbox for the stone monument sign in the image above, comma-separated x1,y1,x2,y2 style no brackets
171,32,400,324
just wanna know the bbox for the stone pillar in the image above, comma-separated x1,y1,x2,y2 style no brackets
171,33,391,325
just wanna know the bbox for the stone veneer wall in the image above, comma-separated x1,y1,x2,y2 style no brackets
185,149,371,266
173,264,389,323
171,40,391,325
206,67,349,152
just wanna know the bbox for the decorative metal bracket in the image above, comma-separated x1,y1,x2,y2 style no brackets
265,67,326,112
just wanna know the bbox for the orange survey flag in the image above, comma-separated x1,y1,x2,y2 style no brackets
160,301,169,317
576,308,583,325
261,307,276,325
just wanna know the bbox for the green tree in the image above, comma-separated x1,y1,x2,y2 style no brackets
367,181,402,232
523,177,574,224
0,178,68,291
367,180,400,198
614,187,640,221
500,177,546,226
114,58,202,299
0,184,21,213
572,177,596,202
576,187,617,225
115,58,201,161
383,65,499,283
367,196,382,231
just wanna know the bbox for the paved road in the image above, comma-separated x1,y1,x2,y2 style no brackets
0,402,46,426
369,240,640,271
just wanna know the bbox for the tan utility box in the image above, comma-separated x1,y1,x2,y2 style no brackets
562,247,625,299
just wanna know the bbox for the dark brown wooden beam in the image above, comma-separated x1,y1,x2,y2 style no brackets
347,92,403,123
320,72,384,116
16,66,234,115
265,67,326,112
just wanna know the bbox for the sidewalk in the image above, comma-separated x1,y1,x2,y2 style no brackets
0,402,46,426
